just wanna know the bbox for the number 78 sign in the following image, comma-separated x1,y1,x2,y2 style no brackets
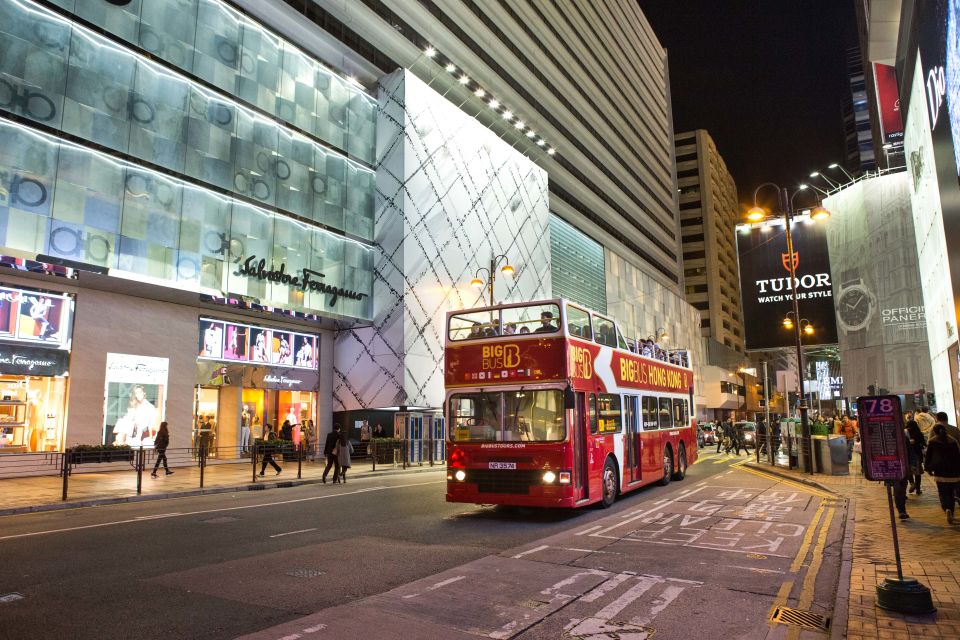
857,395,908,481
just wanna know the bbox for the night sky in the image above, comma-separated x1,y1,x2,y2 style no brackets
638,1,859,208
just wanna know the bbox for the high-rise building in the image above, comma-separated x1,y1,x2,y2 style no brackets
674,130,744,354
841,45,877,176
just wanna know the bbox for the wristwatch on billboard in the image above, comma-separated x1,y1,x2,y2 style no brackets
836,272,876,341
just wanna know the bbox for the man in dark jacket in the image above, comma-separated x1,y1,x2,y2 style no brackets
322,423,342,484
924,423,960,524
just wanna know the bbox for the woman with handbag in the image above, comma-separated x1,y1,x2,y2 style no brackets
151,421,173,477
338,430,354,483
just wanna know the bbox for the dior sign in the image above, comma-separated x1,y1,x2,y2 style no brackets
233,255,366,307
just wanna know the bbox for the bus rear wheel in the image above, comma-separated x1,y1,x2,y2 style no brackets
673,443,687,481
600,458,618,508
659,449,673,486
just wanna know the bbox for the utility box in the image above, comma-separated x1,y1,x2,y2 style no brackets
812,435,850,475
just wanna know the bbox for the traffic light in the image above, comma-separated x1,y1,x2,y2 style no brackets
927,392,936,407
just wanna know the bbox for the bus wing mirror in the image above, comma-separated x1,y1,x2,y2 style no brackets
564,386,576,410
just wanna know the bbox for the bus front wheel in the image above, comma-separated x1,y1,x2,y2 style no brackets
659,449,673,486
600,458,618,508
673,443,687,481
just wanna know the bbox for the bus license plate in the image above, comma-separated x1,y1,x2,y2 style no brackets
488,462,516,470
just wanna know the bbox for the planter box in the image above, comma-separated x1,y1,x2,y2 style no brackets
69,449,135,464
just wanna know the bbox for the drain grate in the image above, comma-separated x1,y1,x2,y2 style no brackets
771,607,831,631
286,569,325,579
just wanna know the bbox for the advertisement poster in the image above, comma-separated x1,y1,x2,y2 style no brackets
736,218,838,350
873,63,904,144
0,285,73,350
197,318,317,370
103,353,169,447
823,173,933,397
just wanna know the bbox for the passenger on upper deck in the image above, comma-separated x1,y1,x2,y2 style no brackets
535,311,557,333
504,322,518,335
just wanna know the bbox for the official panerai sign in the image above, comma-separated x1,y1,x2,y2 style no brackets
233,255,367,307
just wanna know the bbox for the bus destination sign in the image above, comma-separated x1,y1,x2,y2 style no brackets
857,394,908,482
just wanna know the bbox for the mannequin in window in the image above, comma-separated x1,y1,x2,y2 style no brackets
240,405,251,453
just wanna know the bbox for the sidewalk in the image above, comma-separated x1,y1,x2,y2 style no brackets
0,457,446,516
747,456,960,640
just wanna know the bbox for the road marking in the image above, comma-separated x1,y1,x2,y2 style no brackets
580,573,633,602
0,479,446,541
402,575,466,599
732,462,834,499
269,528,317,538
789,503,825,573
629,584,685,627
512,544,550,559
134,512,182,520
592,486,708,537
0,592,24,604
767,580,794,626
785,507,836,640
574,524,604,536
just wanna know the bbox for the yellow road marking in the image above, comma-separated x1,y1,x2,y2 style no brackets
789,503,825,574
730,460,833,499
786,507,836,640
767,580,794,626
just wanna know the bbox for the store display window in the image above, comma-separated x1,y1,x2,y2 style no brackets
0,375,68,452
102,354,168,447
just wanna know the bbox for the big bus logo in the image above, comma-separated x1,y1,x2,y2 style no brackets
481,344,521,370
569,345,593,379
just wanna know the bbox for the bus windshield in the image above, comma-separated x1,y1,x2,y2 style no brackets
448,303,560,340
449,390,565,442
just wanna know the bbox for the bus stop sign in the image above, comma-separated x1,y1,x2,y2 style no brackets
857,395,908,482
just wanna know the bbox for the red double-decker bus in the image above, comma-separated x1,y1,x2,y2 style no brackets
445,299,697,508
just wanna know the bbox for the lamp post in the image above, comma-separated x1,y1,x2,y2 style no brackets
827,162,855,183
747,183,831,474
469,254,514,306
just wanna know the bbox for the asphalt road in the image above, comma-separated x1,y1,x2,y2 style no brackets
0,450,846,640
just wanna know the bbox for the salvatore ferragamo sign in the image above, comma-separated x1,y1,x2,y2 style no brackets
233,255,367,307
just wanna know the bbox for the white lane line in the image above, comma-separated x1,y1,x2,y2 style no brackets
558,547,620,555
512,544,549,559
402,575,466,599
134,512,182,520
629,584,685,627
269,528,317,538
0,479,445,541
575,525,603,536
580,572,633,603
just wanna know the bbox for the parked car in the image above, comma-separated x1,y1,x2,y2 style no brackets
698,423,717,447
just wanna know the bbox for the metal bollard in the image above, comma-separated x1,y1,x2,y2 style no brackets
297,441,303,479
200,442,206,488
402,439,407,470
251,441,257,483
137,446,144,495
61,451,70,502
371,439,377,472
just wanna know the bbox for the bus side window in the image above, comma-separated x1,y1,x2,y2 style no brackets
658,397,673,429
672,398,685,427
589,394,598,434
643,396,659,431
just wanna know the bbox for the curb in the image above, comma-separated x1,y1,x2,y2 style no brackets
831,497,857,640
742,461,838,495
0,464,446,517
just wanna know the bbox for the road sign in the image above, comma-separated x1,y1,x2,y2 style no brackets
857,395,907,481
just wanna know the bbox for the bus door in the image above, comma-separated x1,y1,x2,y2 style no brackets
574,392,590,500
625,395,641,483
641,396,663,478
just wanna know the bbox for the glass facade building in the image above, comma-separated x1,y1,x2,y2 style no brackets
0,0,375,320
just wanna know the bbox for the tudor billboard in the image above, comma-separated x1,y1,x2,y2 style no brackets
736,218,839,350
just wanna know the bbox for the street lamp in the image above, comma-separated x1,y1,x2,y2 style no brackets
746,182,832,474
469,254,514,306
809,171,840,189
827,162,855,182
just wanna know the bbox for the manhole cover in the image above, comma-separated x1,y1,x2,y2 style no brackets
201,516,239,524
771,606,831,631
286,569,325,579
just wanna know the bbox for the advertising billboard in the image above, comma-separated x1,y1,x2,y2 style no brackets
873,63,904,144
736,217,838,350
823,173,933,398
197,318,317,371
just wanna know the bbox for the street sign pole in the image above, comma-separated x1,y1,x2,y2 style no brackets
859,395,935,614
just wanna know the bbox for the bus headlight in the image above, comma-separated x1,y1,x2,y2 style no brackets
454,470,466,482
543,471,556,483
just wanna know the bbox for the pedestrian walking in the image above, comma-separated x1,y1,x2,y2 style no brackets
259,423,282,476
716,418,726,454
338,430,354,483
836,415,858,462
733,422,747,456
923,423,960,524
904,419,926,495
935,411,960,443
757,418,768,456
915,407,936,437
151,421,173,477
322,423,342,484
